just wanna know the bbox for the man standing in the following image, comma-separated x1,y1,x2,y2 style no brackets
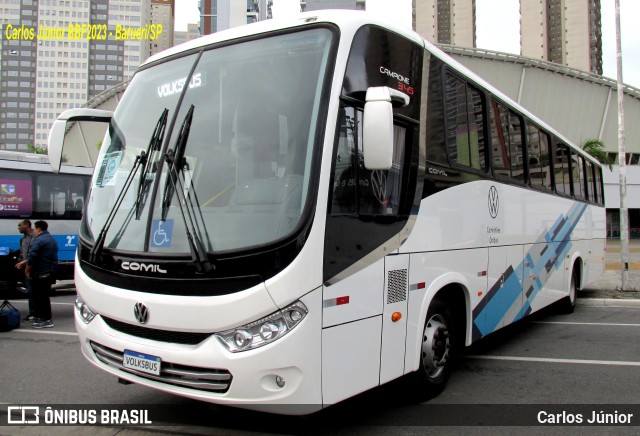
15,219,35,321
25,220,58,329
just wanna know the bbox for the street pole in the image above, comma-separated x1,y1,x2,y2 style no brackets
614,0,629,290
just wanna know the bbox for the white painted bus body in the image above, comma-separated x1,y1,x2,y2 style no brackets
67,11,605,413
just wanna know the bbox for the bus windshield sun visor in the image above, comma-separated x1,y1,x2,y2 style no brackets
161,105,214,273
89,109,169,264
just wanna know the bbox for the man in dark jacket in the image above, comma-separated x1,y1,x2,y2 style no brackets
25,220,58,329
15,219,35,321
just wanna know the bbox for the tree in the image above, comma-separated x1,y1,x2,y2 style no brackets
582,139,614,170
26,143,47,155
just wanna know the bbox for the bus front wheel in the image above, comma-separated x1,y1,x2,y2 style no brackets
413,299,455,398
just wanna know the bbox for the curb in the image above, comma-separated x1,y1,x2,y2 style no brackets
578,298,640,307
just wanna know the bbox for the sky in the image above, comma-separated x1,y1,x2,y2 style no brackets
175,0,640,89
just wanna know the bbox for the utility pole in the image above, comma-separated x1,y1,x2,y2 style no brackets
615,0,630,290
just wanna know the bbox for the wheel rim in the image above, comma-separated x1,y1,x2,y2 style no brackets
421,313,450,379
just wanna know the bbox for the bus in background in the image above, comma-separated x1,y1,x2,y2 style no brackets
47,11,605,413
0,150,92,293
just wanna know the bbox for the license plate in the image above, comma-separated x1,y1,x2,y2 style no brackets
123,350,161,376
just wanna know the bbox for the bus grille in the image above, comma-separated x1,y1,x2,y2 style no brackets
90,341,232,393
102,316,212,345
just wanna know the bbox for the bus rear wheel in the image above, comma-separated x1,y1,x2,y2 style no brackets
559,269,578,314
413,299,455,398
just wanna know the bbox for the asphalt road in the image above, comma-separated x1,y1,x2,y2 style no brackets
1,292,640,434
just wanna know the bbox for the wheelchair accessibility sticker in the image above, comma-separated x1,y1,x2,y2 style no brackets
151,219,173,248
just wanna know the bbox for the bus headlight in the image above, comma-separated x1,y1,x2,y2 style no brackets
214,301,308,352
75,296,96,324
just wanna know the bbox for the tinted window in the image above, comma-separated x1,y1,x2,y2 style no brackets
444,73,486,171
553,143,571,196
585,160,595,203
527,123,552,190
490,101,524,180
330,106,406,216
594,165,604,205
572,153,585,200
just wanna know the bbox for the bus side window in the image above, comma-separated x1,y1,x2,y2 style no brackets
553,142,571,196
585,160,595,203
330,106,405,216
594,165,604,205
443,72,486,171
490,100,524,181
572,153,585,200
527,124,552,191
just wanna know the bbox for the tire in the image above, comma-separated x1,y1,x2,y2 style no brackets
411,299,456,399
559,269,578,314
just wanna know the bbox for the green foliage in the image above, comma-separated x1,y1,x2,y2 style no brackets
26,143,47,155
582,139,614,171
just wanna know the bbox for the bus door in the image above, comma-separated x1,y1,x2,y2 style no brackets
323,108,414,402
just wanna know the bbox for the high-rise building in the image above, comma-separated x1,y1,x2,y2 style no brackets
199,0,265,35
0,0,152,151
521,0,602,75
174,23,201,46
300,0,365,12
150,0,174,57
414,0,476,47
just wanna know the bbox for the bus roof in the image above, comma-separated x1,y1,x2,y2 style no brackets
142,10,600,168
144,10,422,66
0,150,93,175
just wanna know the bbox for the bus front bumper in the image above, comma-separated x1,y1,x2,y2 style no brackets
74,288,323,415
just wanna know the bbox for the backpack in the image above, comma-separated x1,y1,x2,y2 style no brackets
0,301,20,332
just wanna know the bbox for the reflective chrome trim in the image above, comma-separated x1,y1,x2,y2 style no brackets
90,342,232,392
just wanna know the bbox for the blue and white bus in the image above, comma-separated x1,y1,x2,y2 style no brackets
47,11,605,413
0,150,92,292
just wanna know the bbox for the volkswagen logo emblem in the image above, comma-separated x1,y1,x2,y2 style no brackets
488,186,499,219
134,302,149,324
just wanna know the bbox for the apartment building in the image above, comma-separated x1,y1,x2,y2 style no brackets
521,0,602,74
0,0,152,151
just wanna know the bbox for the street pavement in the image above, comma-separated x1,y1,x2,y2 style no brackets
580,238,640,304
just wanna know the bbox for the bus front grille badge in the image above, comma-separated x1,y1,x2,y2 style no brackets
134,302,149,324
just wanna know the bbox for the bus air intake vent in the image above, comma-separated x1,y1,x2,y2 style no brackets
102,316,212,345
387,269,408,304
90,341,232,393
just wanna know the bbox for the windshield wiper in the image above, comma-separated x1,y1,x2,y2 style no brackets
161,105,191,219
89,109,169,263
161,105,214,273
136,108,168,219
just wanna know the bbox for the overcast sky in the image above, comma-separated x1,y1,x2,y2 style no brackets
175,0,640,88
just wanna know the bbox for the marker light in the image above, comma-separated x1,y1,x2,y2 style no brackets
75,295,97,324
215,301,308,353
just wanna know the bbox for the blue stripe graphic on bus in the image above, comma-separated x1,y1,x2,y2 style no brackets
0,234,78,261
472,203,588,340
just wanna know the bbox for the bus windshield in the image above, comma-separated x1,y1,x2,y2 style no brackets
83,28,333,255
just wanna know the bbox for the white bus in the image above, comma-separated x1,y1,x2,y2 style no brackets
47,11,605,413
0,150,92,292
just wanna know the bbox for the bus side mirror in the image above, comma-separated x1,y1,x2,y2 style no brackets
362,86,409,170
48,108,113,173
